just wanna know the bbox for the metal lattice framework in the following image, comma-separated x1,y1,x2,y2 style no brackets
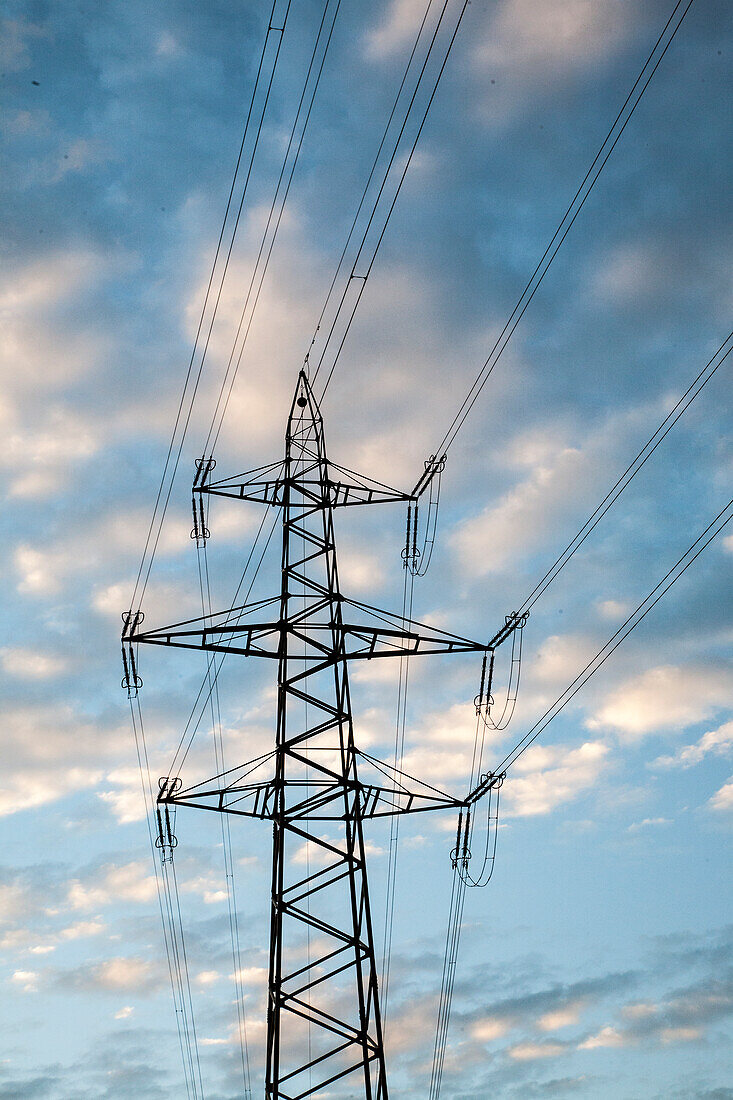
125,372,519,1099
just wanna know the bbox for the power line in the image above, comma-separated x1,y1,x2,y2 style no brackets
426,495,732,1099
130,0,293,612
202,0,342,459
518,332,732,613
302,0,440,378
432,0,696,457
497,496,733,775
311,0,471,397
196,541,252,1095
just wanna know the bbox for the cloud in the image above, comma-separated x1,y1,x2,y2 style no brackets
653,720,733,770
537,1001,586,1032
627,817,672,833
578,1024,627,1050
708,779,733,814
10,969,40,993
451,442,591,577
98,769,147,825
0,703,127,817
364,0,426,58
591,241,665,305
589,664,733,739
0,647,68,679
194,970,221,987
3,407,99,500
596,599,633,622
471,1016,513,1042
508,1039,566,1061
59,955,162,994
67,861,157,910
337,546,385,593
503,740,609,817
577,970,733,1056
0,17,48,74
470,0,641,124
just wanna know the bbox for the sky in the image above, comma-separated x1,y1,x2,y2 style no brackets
1,0,732,1097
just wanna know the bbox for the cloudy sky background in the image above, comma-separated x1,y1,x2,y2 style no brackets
2,0,732,1096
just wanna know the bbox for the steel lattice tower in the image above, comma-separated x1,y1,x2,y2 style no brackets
125,372,515,1098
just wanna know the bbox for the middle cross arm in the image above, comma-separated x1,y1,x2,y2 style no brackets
127,597,491,662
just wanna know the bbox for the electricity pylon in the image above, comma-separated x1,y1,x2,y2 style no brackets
124,372,520,1098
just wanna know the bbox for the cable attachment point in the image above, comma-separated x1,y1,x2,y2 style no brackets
121,610,144,696
156,777,182,863
474,650,495,715
401,503,421,572
191,457,216,546
450,808,472,870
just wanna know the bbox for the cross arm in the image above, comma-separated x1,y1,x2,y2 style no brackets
196,454,413,509
127,612,491,663
158,776,462,821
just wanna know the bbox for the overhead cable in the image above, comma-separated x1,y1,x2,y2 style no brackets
432,0,696,457
202,0,342,458
196,539,252,1095
498,496,733,775
311,0,471,397
518,332,732,613
130,0,292,612
304,0,440,376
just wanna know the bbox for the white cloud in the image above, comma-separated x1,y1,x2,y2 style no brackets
0,646,68,679
596,599,632,622
4,407,98,499
622,1002,657,1021
290,835,383,868
508,1039,565,1061
532,634,594,690
14,507,191,596
0,17,47,74
231,966,268,987
503,740,608,817
658,1026,701,1045
70,956,159,993
471,1016,513,1042
114,1005,134,1019
537,1002,585,1032
589,665,733,740
195,970,221,987
364,0,426,58
67,861,157,910
0,249,103,318
653,720,733,770
0,764,103,818
181,872,227,906
592,241,662,305
10,969,40,993
708,778,733,813
470,0,640,125
627,817,672,833
59,920,106,941
0,703,125,817
578,1024,627,1050
451,444,589,577
392,701,506,791
337,547,384,593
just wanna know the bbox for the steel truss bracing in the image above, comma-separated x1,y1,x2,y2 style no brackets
126,372,518,1099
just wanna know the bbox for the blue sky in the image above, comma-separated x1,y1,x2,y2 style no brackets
2,1,732,1097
